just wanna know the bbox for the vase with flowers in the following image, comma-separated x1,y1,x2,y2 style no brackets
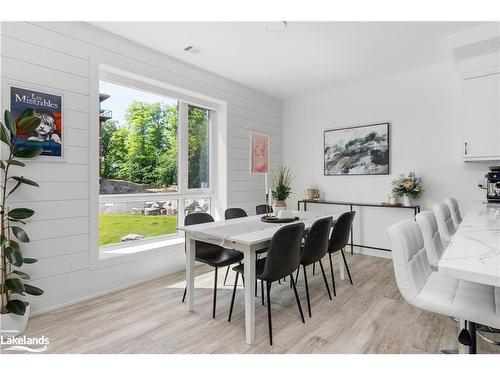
391,172,423,206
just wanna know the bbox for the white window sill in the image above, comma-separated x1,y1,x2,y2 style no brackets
100,237,185,260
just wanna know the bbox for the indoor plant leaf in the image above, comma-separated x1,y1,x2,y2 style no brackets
0,122,11,146
4,110,16,135
5,278,25,293
6,299,27,316
0,233,7,247
18,108,35,121
8,218,26,225
24,284,44,296
5,245,24,267
23,258,38,264
8,208,35,220
12,226,30,242
7,181,22,198
0,160,4,170
12,176,39,187
8,159,26,167
17,116,41,132
13,146,43,159
12,270,31,280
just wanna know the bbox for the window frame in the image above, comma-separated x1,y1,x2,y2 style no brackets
183,103,213,194
96,72,215,256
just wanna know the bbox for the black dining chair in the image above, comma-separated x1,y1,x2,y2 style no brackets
255,204,273,215
228,222,306,345
225,207,268,295
223,208,248,285
295,216,334,317
225,207,248,220
181,212,244,319
327,211,356,296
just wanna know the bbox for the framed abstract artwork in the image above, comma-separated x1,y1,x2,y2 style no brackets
9,84,64,159
324,122,390,176
250,132,270,174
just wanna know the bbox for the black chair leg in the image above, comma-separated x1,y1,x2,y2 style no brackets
212,267,218,319
266,281,273,346
223,265,230,286
261,280,265,306
318,259,332,300
182,286,187,303
312,262,316,275
228,272,239,322
341,249,353,285
328,252,337,297
255,276,258,297
295,268,300,284
303,265,312,318
290,273,305,324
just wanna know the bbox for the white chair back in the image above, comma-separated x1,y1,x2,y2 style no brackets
387,220,432,303
432,202,456,247
415,211,445,269
445,197,462,230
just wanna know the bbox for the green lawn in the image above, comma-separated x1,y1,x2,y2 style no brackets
99,214,178,246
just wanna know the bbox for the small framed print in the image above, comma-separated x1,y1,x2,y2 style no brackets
9,85,64,160
250,132,270,174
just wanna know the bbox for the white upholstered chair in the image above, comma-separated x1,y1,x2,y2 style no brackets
432,202,456,248
387,220,500,353
415,211,445,270
445,197,462,230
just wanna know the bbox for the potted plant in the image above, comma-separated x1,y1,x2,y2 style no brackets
271,165,293,214
391,172,423,206
0,109,44,338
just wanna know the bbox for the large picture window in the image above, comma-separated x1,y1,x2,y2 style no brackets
98,79,212,250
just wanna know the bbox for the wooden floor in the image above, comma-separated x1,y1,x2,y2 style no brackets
13,253,500,354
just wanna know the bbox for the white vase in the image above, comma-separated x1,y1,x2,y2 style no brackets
0,304,30,338
402,194,411,207
272,200,287,216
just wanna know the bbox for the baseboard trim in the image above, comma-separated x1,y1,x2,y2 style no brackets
353,246,392,259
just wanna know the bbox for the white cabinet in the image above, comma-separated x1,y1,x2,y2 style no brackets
462,73,500,161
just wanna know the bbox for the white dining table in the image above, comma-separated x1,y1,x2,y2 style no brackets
177,211,344,345
439,202,500,287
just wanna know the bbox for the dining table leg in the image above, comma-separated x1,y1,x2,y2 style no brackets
243,249,256,345
185,232,196,311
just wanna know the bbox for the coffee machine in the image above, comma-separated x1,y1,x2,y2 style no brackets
486,167,500,203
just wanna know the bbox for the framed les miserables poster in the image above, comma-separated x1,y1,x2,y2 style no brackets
9,85,64,159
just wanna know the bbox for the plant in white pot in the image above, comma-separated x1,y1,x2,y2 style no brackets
0,109,44,338
271,165,293,215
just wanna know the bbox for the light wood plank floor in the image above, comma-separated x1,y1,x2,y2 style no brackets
11,253,500,354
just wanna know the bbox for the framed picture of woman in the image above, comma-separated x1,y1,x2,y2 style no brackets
250,132,270,174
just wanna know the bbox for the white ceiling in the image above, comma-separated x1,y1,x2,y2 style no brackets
92,22,484,99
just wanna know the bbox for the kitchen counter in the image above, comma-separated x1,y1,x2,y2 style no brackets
439,202,500,287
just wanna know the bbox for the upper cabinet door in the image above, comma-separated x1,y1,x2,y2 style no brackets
463,73,500,160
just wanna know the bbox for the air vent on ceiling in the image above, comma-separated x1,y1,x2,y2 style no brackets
184,45,201,54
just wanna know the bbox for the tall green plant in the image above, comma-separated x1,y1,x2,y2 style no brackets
1,109,44,316
271,165,293,201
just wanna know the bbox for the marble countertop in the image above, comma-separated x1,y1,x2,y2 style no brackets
439,202,500,287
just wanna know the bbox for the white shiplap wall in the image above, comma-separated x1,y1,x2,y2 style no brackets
0,21,283,314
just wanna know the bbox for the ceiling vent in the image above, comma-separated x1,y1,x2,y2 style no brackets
184,45,201,55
